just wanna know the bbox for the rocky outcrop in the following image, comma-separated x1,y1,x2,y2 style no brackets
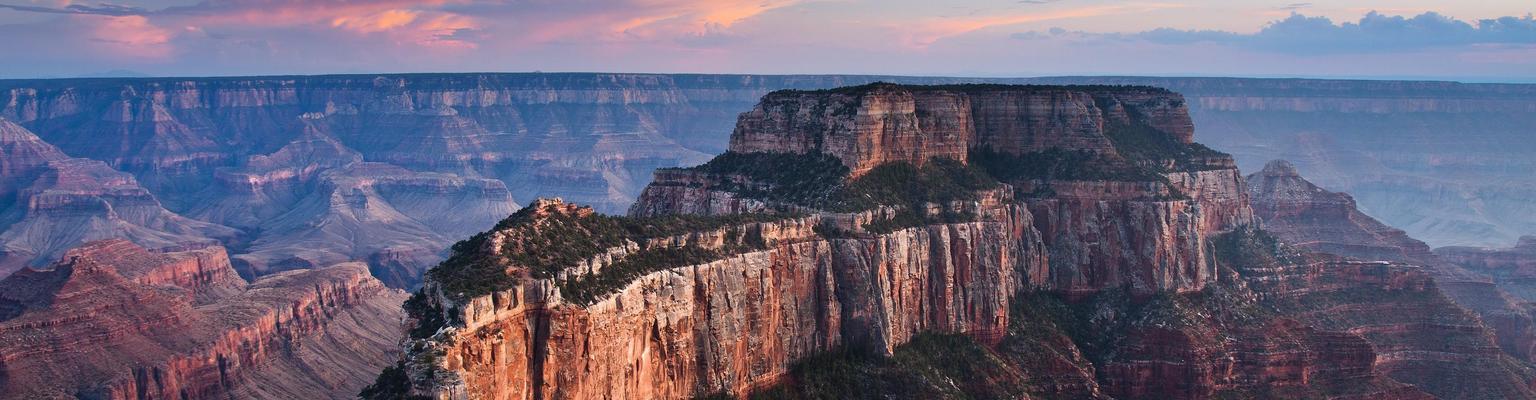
0,118,237,277
643,84,1253,295
1246,160,1536,396
380,84,1500,400
0,74,932,214
57,239,244,303
1438,238,1536,347
1222,233,1536,400
1439,237,1536,278
728,85,975,176
224,160,517,286
417,198,1035,399
0,240,406,400
1248,160,1440,263
727,84,1197,177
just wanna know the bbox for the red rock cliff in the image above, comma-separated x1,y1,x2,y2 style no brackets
382,84,1499,400
0,240,407,400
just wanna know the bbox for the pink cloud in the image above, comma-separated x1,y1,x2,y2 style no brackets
899,2,1188,47
331,9,421,33
69,15,175,59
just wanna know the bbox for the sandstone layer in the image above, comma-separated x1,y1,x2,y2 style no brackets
0,240,407,399
373,84,1508,400
2,74,1529,285
1249,159,1536,367
0,118,236,278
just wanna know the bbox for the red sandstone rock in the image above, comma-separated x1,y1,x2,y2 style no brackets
384,83,1526,400
0,240,406,400
1250,160,1536,370
1439,237,1536,278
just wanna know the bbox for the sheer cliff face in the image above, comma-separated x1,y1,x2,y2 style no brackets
389,84,1478,400
423,199,1035,399
728,87,976,176
727,85,1196,177
651,84,1251,295
381,83,1536,400
0,239,407,400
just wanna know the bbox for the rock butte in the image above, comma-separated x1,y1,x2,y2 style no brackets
0,74,1530,399
375,83,1533,399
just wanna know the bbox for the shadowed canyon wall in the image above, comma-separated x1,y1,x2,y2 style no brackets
1037,77,1536,248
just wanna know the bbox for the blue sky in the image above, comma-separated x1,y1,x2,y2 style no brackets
0,0,1532,81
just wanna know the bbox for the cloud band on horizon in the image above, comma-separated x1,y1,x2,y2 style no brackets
0,1,1531,81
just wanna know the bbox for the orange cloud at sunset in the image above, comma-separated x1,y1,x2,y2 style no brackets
88,15,174,58
476,0,800,47
168,0,459,29
331,9,421,33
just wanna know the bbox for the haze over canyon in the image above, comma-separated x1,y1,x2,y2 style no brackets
0,73,1531,399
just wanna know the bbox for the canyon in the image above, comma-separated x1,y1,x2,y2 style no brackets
0,239,406,399
1042,77,1536,248
1246,160,1536,397
376,83,1532,399
0,73,1530,399
2,74,1529,285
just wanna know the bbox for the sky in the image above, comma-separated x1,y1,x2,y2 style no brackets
0,0,1533,81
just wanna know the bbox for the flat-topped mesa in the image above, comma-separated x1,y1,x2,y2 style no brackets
725,83,1200,177
727,84,975,176
640,83,1242,218
635,83,1251,297
59,239,244,302
1437,236,1536,275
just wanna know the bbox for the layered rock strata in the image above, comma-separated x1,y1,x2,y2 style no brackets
4,74,1529,286
1439,237,1536,281
1249,160,1536,367
377,84,1481,399
0,240,407,399
0,118,236,277
411,196,1036,399
642,83,1252,295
